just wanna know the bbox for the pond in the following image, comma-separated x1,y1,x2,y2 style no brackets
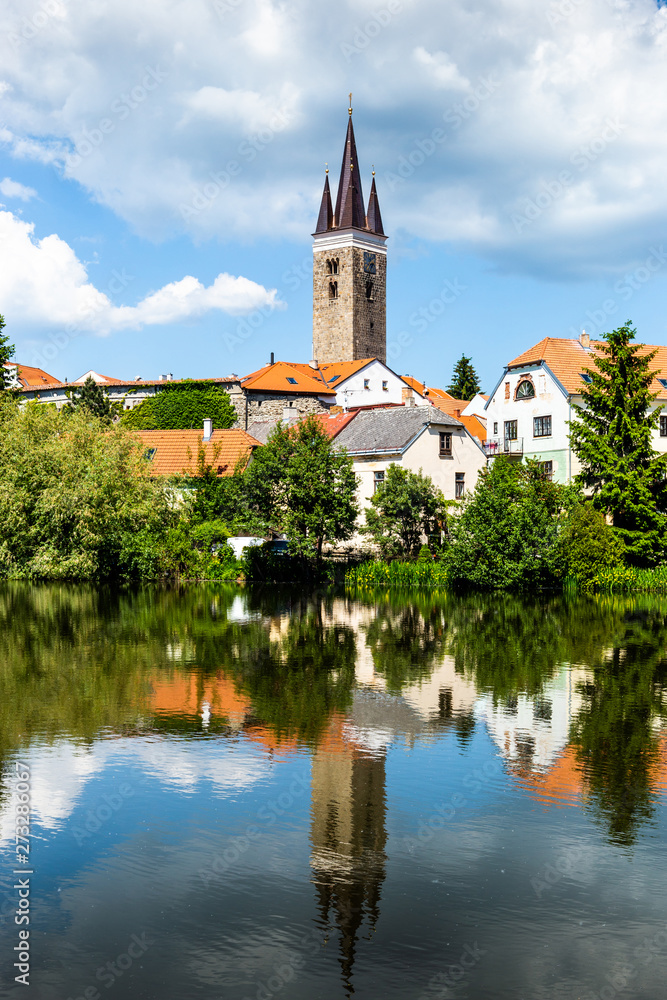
0,584,666,999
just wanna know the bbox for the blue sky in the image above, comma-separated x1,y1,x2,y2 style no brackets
2,0,667,393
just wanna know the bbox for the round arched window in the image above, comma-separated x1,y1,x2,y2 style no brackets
516,379,535,400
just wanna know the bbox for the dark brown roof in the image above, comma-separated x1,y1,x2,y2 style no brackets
334,113,366,230
315,172,333,234
365,176,384,236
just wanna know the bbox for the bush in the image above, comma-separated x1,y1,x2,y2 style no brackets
122,381,237,430
556,504,625,586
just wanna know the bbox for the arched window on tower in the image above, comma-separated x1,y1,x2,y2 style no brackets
329,281,338,299
326,258,339,275
365,281,374,301
326,259,333,274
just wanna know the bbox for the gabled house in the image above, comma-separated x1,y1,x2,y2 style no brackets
4,363,60,389
484,332,667,483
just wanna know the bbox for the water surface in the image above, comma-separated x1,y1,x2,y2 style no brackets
1,585,666,999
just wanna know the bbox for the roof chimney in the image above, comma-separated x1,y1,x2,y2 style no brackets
402,386,414,405
270,352,274,365
203,418,213,441
309,359,319,369
580,330,590,349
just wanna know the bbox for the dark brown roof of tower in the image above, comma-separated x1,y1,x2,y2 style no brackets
334,114,366,230
315,172,333,234
365,176,384,236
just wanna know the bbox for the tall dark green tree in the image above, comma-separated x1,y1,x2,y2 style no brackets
569,321,667,566
65,376,117,424
446,354,482,400
0,314,16,392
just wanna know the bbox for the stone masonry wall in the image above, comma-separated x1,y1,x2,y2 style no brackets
243,392,331,428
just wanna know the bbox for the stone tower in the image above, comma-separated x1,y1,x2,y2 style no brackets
312,106,387,364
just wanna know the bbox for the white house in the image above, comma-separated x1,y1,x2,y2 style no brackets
484,332,667,483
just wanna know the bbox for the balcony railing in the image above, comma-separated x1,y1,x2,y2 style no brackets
483,437,524,457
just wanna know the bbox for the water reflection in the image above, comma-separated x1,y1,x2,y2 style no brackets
1,584,667,998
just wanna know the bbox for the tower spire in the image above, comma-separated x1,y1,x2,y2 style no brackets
334,108,366,230
365,170,384,236
315,166,333,234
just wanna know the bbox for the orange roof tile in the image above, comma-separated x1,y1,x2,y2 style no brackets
508,337,667,398
401,376,454,400
317,358,376,385
241,361,333,394
311,411,358,438
429,397,486,441
132,429,260,477
7,363,60,388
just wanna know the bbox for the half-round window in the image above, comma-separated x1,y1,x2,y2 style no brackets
516,379,535,400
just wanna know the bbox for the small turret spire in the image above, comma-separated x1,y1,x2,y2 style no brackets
366,173,384,236
315,170,333,234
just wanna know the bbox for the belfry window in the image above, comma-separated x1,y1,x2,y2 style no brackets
365,281,374,301
329,281,338,299
326,258,339,275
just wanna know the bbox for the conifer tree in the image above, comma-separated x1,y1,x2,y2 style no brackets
447,355,481,400
66,376,117,423
569,321,667,566
0,314,17,392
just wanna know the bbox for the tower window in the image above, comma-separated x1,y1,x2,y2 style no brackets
329,281,338,299
365,281,374,301
326,258,339,275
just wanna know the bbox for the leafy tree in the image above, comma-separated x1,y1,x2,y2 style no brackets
0,314,17,392
364,464,447,559
446,456,579,590
569,321,667,566
0,397,176,580
556,503,625,586
122,380,237,430
446,354,482,400
244,414,359,561
65,375,118,423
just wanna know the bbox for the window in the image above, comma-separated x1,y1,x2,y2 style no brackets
326,258,339,275
533,415,552,437
144,447,157,461
373,470,385,492
328,374,340,383
661,415,667,437
365,281,374,301
493,421,498,435
541,461,553,480
329,281,338,299
515,379,535,400
580,372,592,384
364,379,370,390
504,420,518,441
286,377,297,385
658,378,667,390
455,473,465,499
382,380,388,391
439,432,452,456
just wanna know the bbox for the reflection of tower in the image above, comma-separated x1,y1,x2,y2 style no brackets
310,726,387,993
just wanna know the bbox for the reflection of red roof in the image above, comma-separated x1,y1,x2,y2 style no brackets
132,429,259,477
512,746,585,807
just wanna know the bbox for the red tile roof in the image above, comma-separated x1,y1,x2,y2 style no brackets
131,429,260,477
311,411,358,438
429,396,487,441
241,361,331,394
7,363,60,388
508,337,667,398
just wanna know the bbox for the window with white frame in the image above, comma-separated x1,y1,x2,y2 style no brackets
373,470,385,492
455,472,465,498
439,432,452,456
533,415,552,437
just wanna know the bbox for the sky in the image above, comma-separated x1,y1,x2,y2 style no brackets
1,0,667,393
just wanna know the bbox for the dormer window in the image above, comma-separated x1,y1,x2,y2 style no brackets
580,373,592,384
515,379,535,400
329,281,338,299
286,377,298,384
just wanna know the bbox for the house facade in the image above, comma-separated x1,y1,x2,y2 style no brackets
484,333,667,483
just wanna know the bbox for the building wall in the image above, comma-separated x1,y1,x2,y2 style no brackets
313,242,386,364
334,360,406,408
243,391,331,427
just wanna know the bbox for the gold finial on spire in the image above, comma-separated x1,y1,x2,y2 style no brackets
372,164,375,176
350,160,354,171
349,92,353,115
325,162,328,174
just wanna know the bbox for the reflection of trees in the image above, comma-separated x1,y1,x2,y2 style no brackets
362,599,449,693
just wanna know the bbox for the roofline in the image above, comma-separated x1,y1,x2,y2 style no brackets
484,360,569,407
484,368,509,410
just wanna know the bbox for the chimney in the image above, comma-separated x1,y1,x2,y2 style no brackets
455,408,461,418
580,330,590,349
270,352,274,365
309,359,319,369
402,386,415,406
203,418,213,441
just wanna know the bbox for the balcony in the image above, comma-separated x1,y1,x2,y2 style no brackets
483,437,524,458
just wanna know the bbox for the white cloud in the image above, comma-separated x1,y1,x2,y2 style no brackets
0,176,36,200
0,210,281,334
0,0,667,274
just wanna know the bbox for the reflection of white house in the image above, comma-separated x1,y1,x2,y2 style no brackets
478,665,592,772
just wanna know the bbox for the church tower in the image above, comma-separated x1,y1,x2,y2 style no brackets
312,103,387,364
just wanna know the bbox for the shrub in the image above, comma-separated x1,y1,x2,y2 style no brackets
556,504,624,586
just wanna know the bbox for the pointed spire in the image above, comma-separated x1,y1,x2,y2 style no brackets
365,172,384,236
334,112,366,230
315,168,333,233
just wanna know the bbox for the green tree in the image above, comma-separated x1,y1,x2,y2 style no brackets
65,375,117,423
0,397,176,580
0,314,17,392
364,464,447,559
569,321,667,566
244,415,359,561
446,354,482,400
122,381,237,430
556,503,625,586
446,456,578,590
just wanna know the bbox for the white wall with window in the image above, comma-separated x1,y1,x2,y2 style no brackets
333,359,410,408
